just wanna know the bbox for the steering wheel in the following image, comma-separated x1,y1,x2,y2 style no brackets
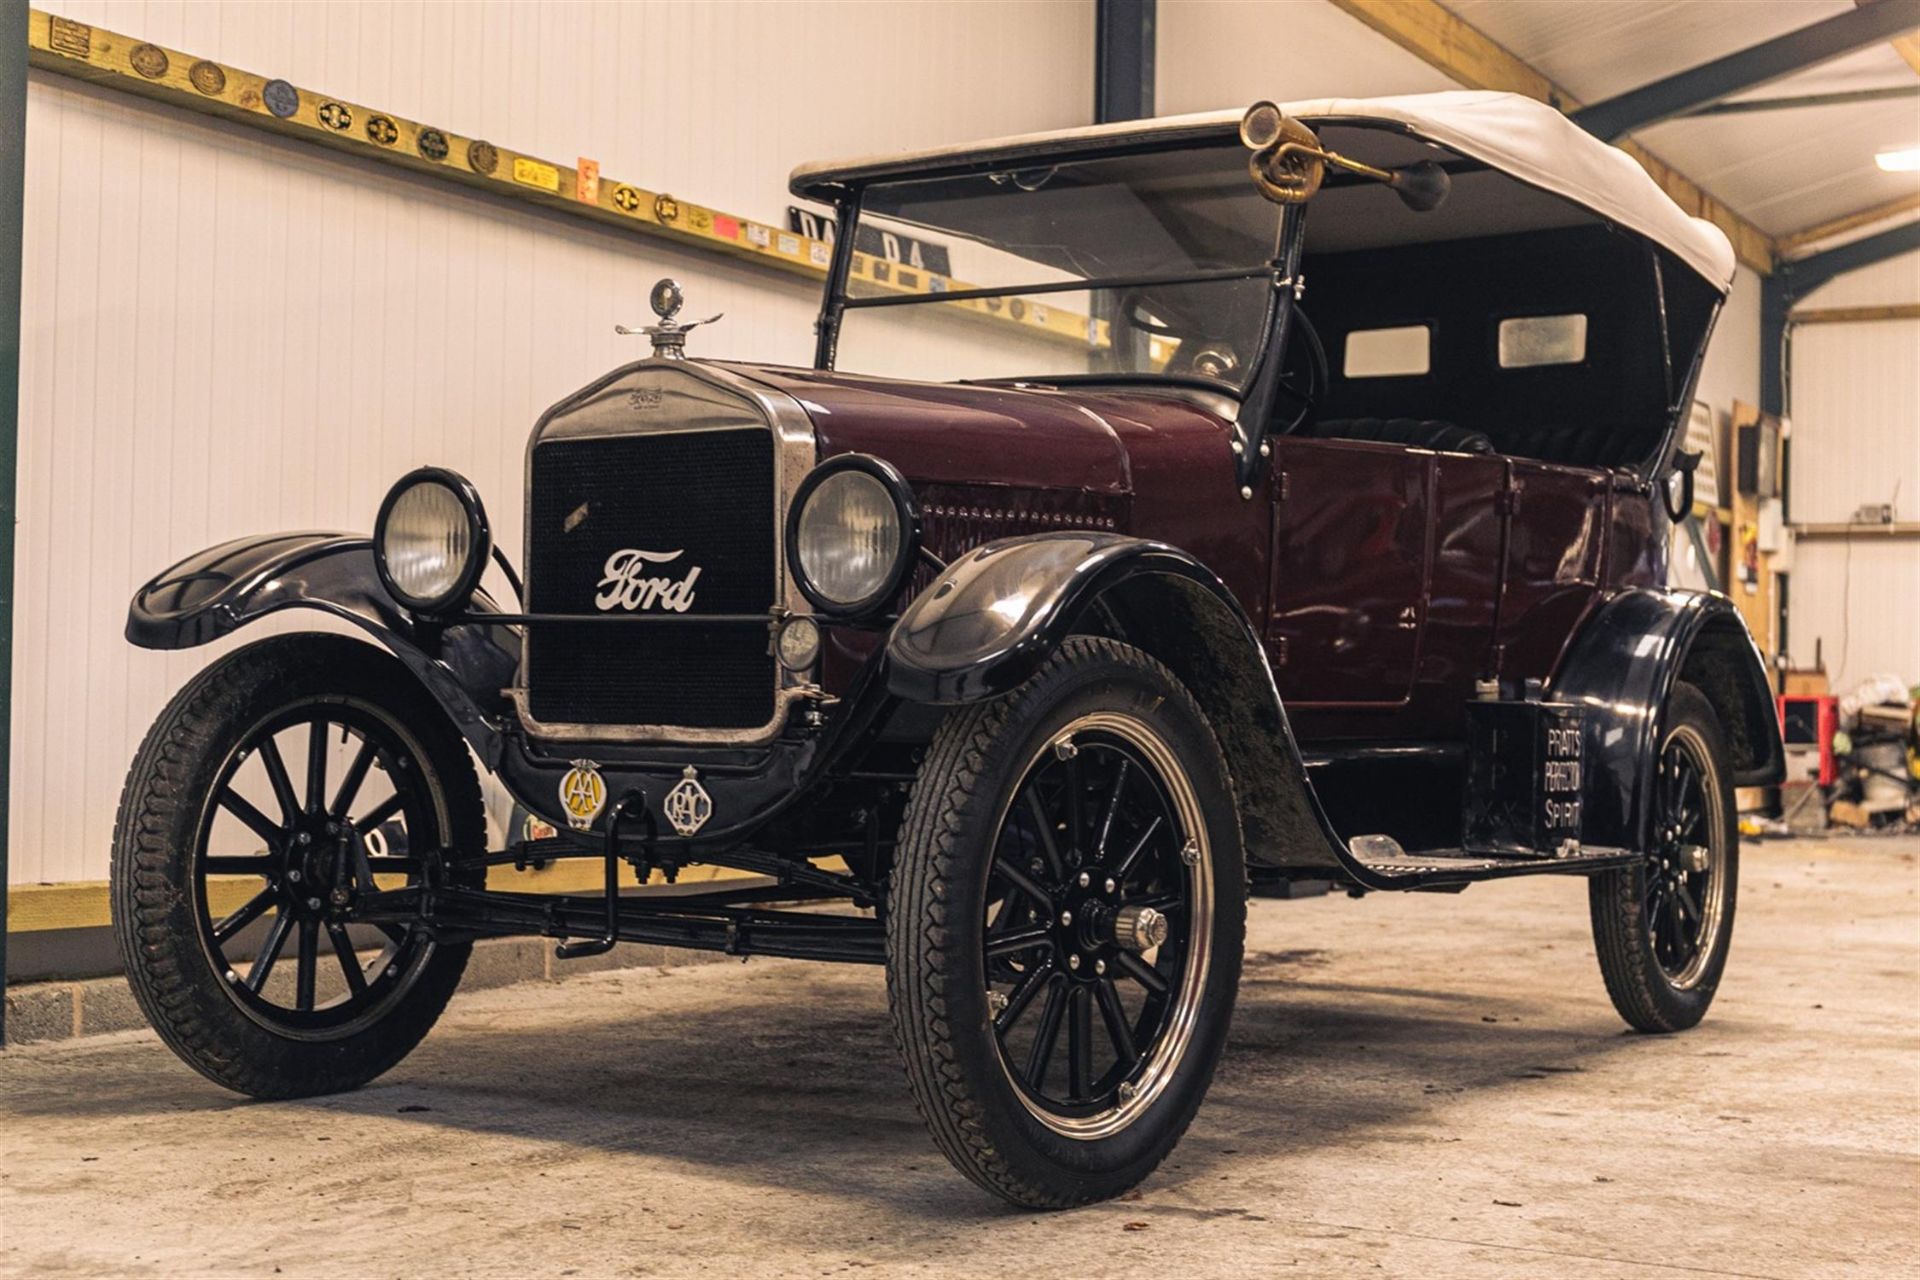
1271,304,1327,435
1114,289,1243,381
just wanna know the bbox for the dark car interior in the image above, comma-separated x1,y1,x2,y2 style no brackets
1293,225,1718,472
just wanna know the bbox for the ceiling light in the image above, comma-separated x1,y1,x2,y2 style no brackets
1875,147,1920,173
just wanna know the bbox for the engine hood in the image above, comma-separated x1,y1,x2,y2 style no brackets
725,363,1173,495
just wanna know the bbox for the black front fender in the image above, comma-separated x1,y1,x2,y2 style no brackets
886,532,1380,879
887,532,1227,704
127,531,518,764
1551,588,1784,850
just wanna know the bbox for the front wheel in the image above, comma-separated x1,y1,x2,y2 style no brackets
111,633,486,1098
887,638,1246,1209
1589,681,1739,1032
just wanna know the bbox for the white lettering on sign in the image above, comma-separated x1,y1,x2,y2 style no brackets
594,548,702,613
1543,760,1582,792
1546,726,1581,756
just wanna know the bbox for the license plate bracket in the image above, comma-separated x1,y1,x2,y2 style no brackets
1461,699,1585,857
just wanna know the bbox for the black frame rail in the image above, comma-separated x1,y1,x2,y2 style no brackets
354,881,886,966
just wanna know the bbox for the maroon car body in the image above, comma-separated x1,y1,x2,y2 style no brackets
119,93,1786,1209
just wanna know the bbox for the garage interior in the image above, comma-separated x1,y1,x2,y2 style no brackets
2,0,1917,1275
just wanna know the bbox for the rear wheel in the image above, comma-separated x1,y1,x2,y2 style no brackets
111,633,485,1097
1589,681,1738,1032
887,638,1245,1208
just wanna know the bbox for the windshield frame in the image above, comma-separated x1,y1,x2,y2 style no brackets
810,146,1299,403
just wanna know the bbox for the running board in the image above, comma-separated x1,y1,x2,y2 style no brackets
1348,845,1638,890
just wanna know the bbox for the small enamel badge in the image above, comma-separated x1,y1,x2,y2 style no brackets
559,760,607,831
663,766,713,837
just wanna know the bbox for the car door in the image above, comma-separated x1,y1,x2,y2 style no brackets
1267,436,1431,709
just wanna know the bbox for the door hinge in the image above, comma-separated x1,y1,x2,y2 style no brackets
1275,635,1289,666
1496,487,1521,515
1278,470,1290,501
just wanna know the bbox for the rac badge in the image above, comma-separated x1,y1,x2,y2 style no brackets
664,767,713,837
559,760,607,831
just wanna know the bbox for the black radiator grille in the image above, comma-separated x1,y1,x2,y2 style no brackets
526,429,776,730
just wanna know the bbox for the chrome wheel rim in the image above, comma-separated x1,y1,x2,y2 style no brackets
981,711,1213,1140
1647,722,1728,989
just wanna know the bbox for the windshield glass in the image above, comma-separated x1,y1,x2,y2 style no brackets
830,142,1283,393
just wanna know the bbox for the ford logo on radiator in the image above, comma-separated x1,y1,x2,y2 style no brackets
595,548,702,613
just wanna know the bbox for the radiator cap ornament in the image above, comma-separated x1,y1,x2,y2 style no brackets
664,766,714,837
617,277,723,359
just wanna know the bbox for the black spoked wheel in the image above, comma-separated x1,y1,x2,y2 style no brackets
197,703,443,1037
985,713,1210,1137
1591,681,1738,1032
113,634,485,1098
888,637,1244,1209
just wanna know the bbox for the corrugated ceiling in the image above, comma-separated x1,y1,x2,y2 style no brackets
1440,0,1920,241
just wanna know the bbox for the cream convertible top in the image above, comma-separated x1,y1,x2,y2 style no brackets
791,91,1737,293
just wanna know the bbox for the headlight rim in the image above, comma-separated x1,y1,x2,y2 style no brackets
374,465,492,616
785,454,920,621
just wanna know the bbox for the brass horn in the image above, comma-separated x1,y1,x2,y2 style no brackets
1239,101,1451,213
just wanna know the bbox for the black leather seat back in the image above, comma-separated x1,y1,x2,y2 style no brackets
1305,416,1497,455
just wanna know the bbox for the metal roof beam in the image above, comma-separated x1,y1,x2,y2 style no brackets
1094,0,1155,124
1681,84,1920,117
1762,217,1920,413
1575,0,1920,140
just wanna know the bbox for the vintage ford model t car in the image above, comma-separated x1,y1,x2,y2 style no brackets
116,91,1783,1208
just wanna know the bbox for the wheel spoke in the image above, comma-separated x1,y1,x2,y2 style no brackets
995,960,1054,1034
1113,950,1168,996
246,912,294,992
328,923,369,996
1673,878,1702,925
994,858,1051,909
212,889,275,944
1094,758,1132,864
1063,753,1084,857
304,720,330,814
218,789,284,850
1110,814,1164,883
330,736,380,820
295,918,319,1012
353,792,406,835
1022,788,1065,881
986,925,1052,959
1095,977,1139,1069
1024,979,1068,1084
1067,986,1093,1102
257,736,302,826
204,855,277,877
372,921,414,949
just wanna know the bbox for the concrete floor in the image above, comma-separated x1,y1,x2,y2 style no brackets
2,836,1914,1279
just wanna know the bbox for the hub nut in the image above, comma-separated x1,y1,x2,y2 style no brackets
1068,954,1081,971
1112,905,1170,952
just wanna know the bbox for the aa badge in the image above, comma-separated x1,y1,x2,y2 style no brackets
559,760,607,831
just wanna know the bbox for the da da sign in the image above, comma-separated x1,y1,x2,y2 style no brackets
787,208,952,278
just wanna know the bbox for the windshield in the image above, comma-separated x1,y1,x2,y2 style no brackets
828,142,1284,393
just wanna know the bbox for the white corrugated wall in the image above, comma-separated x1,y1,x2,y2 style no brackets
1784,248,1920,693
9,0,1095,886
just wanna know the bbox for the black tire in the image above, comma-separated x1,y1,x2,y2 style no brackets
887,637,1246,1209
111,633,486,1098
1589,681,1739,1033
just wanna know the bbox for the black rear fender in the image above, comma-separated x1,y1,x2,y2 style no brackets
1550,588,1784,850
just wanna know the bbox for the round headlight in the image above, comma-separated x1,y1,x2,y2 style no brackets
788,456,917,617
374,468,491,614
